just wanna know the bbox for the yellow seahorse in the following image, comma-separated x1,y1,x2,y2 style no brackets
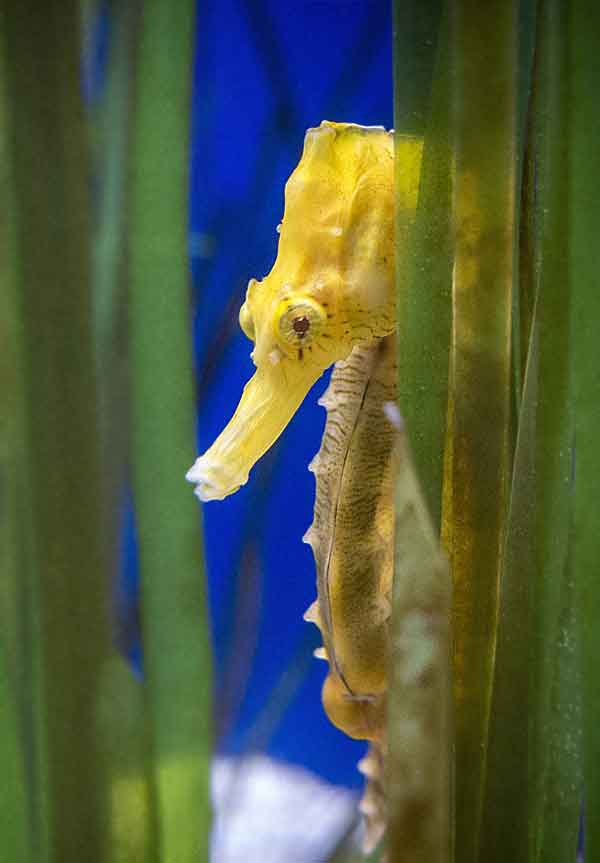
187,121,423,849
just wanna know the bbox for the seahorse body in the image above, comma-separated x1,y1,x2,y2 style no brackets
304,335,397,851
186,122,423,854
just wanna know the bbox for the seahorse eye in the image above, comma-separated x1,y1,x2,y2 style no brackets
275,297,327,349
239,301,255,341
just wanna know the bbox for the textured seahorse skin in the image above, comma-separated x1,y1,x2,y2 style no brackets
303,336,396,852
304,335,396,743
186,123,422,502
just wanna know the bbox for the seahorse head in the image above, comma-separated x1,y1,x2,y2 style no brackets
187,121,422,501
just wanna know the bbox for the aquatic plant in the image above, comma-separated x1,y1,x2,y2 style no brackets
389,2,599,862
1,2,211,861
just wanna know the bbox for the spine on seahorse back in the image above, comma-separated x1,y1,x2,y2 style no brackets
303,334,397,851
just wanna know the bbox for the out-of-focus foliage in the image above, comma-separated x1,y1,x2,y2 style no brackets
0,1,211,862
390,1,599,862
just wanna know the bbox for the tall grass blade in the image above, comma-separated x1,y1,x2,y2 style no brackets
0,649,29,862
479,305,538,863
128,2,213,860
393,2,452,530
2,2,113,860
526,4,581,859
89,4,158,860
475,3,583,858
444,4,517,861
96,657,157,863
0,36,31,863
568,2,600,861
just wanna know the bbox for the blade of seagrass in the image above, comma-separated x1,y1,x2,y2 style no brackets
0,648,29,861
2,1,113,860
444,4,517,862
479,304,539,863
93,0,135,405
526,4,581,859
535,545,582,863
128,2,213,860
90,4,158,860
481,1,582,859
0,45,31,863
568,2,600,861
96,657,157,863
514,0,539,410
388,420,452,863
393,1,453,530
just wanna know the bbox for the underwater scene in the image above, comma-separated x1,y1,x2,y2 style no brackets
1,1,598,862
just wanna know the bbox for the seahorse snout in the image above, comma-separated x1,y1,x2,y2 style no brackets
186,362,322,501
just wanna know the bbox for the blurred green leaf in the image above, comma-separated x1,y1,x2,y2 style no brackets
89,3,159,860
481,2,582,860
0,648,29,862
479,300,538,863
569,2,600,861
128,1,213,861
1,2,114,860
443,4,517,862
394,2,452,530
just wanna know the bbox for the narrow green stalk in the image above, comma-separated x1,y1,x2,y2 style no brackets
479,308,538,863
394,2,452,530
128,2,213,860
2,2,112,860
445,4,517,862
96,657,157,863
476,4,581,859
568,3,600,861
526,4,579,860
0,648,29,862
90,5,158,861
92,0,135,376
0,40,32,859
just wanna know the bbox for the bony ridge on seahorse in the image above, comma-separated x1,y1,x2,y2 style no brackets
187,121,423,850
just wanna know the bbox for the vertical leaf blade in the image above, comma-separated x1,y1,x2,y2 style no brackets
568,3,600,861
481,2,581,860
128,2,213,860
2,2,112,860
394,2,453,530
444,3,517,861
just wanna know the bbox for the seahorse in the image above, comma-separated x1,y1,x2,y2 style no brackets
304,333,397,852
187,121,423,850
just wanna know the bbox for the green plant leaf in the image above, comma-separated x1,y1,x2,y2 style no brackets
568,2,600,861
393,2,452,531
443,5,518,861
128,2,213,860
1,2,114,859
